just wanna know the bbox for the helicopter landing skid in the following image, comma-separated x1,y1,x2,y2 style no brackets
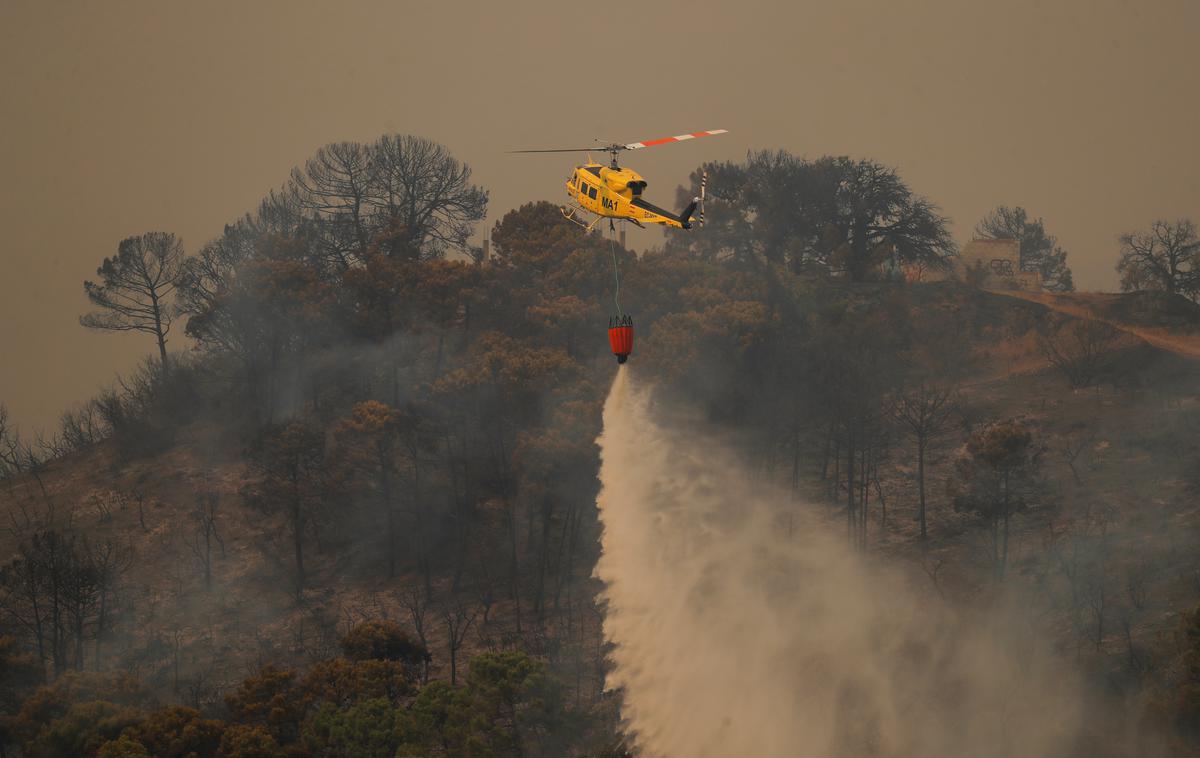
560,204,604,232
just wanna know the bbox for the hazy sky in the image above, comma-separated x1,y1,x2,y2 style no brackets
1,0,1197,433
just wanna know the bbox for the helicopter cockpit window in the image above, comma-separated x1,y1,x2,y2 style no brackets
588,186,598,200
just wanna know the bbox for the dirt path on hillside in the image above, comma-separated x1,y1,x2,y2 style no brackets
990,288,1200,360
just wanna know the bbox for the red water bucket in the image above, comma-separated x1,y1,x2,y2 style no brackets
608,316,634,364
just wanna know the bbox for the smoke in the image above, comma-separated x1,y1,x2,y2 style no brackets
593,369,1151,758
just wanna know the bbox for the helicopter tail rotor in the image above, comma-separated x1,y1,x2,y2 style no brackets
699,170,707,228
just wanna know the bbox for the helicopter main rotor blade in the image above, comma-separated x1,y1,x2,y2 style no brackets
623,129,728,151
510,130,726,157
508,148,600,154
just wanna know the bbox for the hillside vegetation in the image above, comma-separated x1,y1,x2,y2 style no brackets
2,137,1200,756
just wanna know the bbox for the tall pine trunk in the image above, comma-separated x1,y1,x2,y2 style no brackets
917,435,928,541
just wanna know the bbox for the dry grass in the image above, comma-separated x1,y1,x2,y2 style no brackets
993,289,1200,359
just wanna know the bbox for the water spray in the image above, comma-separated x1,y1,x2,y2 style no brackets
592,373,1117,758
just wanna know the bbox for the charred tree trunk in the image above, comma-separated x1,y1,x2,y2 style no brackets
917,434,928,541
534,496,554,622
845,431,856,544
507,499,522,636
291,492,305,598
150,290,169,373
379,453,397,579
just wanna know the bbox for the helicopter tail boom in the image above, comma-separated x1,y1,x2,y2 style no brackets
628,197,698,229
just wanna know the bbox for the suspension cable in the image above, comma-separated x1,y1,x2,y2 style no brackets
609,224,623,318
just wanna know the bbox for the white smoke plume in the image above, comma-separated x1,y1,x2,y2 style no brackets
594,369,1153,758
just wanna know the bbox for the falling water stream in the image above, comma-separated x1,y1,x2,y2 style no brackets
591,369,1145,758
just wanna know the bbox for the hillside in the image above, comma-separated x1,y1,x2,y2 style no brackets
4,180,1200,756
4,279,1200,751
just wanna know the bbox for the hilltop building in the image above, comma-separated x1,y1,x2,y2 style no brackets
907,239,1042,290
958,239,1041,290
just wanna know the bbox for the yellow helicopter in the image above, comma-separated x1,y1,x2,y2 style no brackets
512,129,727,231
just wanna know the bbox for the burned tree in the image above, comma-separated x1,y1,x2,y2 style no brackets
81,232,186,370
288,141,377,269
950,420,1045,581
0,403,23,479
675,152,956,278
1037,317,1120,389
244,423,327,598
367,135,488,261
331,402,406,579
183,485,224,592
893,382,959,541
0,531,129,677
400,586,432,683
88,538,132,669
444,598,478,686
807,308,905,549
1117,219,1200,299
823,157,957,281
